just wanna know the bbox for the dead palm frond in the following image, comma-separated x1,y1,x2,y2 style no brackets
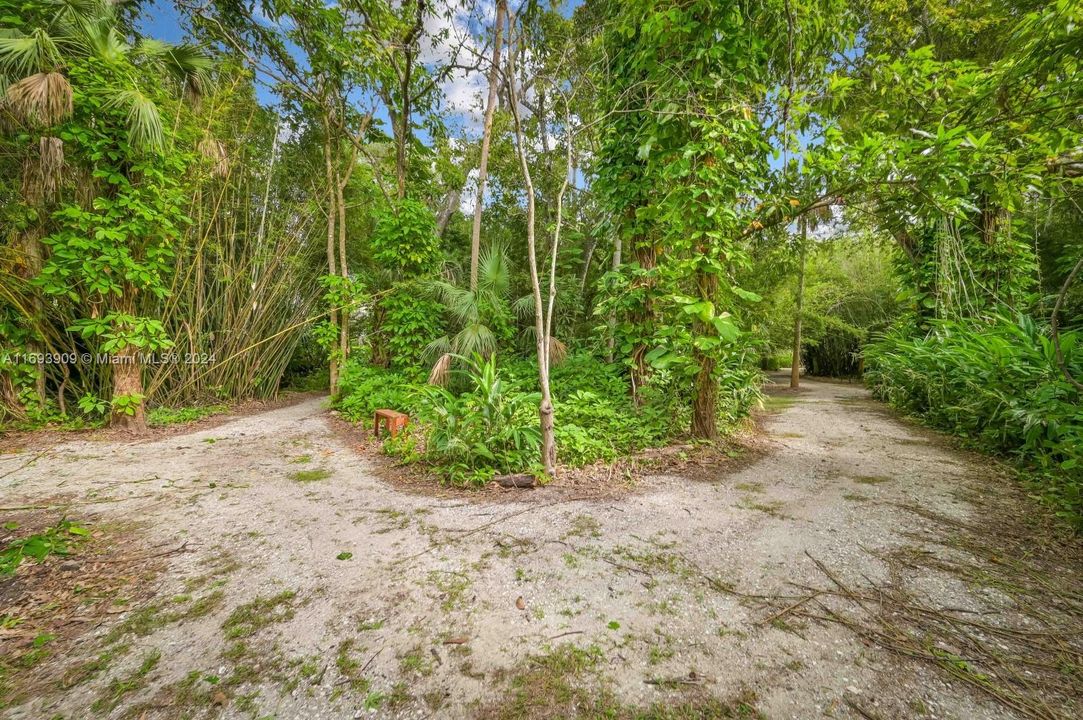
21,135,65,203
198,133,229,177
549,337,568,365
427,352,453,386
5,71,72,126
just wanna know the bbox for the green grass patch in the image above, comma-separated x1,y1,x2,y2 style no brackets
290,468,332,483
222,590,297,639
477,643,761,719
853,475,890,485
91,648,161,714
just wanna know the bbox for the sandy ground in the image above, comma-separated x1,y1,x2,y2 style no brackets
1,375,1079,720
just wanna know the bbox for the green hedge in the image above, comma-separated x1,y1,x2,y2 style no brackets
864,315,1083,526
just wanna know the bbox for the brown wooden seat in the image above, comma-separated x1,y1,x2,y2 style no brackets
373,408,409,438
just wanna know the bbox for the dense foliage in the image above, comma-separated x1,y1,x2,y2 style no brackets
1,0,1081,521
866,317,1083,525
335,351,730,485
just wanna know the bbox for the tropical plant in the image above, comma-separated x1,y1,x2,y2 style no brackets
412,354,541,485
865,314,1083,525
425,243,515,365
0,0,212,431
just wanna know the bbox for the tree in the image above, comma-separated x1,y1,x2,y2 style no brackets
468,0,506,292
823,0,1083,320
592,0,851,439
790,216,807,388
1,0,211,432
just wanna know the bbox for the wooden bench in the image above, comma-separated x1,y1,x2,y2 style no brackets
373,408,409,438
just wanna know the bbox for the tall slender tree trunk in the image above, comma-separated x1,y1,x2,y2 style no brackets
110,292,147,433
110,341,146,432
507,15,556,478
606,233,621,363
469,0,506,291
790,216,807,389
322,120,340,394
393,0,426,201
630,228,656,400
336,168,349,366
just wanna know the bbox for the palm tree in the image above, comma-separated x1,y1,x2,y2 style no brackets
1,1,211,149
425,244,515,384
0,0,212,431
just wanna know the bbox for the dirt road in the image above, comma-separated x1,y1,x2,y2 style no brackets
1,377,1079,719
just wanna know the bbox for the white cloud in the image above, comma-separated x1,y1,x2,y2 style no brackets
415,0,499,137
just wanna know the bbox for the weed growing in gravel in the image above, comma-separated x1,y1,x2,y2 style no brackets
400,646,434,676
290,468,332,483
222,591,297,638
427,570,472,612
566,514,602,539
91,648,160,713
335,639,371,693
739,498,789,518
476,643,761,719
105,590,226,644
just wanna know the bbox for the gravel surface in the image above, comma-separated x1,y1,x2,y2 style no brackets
0,375,1072,720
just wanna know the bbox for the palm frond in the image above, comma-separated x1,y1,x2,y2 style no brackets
134,38,169,59
164,43,214,104
70,10,128,63
106,89,163,151
429,279,479,324
478,242,510,296
0,29,62,75
5,71,72,126
427,353,453,387
424,335,452,362
52,0,113,30
512,293,535,320
453,323,497,358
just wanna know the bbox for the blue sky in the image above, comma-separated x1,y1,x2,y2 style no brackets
136,1,563,142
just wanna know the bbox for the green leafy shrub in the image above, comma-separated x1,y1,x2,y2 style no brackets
337,351,758,484
380,283,445,373
413,355,541,485
865,314,1083,526
508,353,684,465
335,360,422,422
370,199,441,276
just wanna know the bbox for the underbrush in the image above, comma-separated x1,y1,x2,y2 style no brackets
865,314,1083,527
1,402,228,433
333,352,756,486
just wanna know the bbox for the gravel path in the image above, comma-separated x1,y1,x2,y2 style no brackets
1,376,1076,720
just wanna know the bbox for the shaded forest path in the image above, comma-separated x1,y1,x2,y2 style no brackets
2,378,1079,719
